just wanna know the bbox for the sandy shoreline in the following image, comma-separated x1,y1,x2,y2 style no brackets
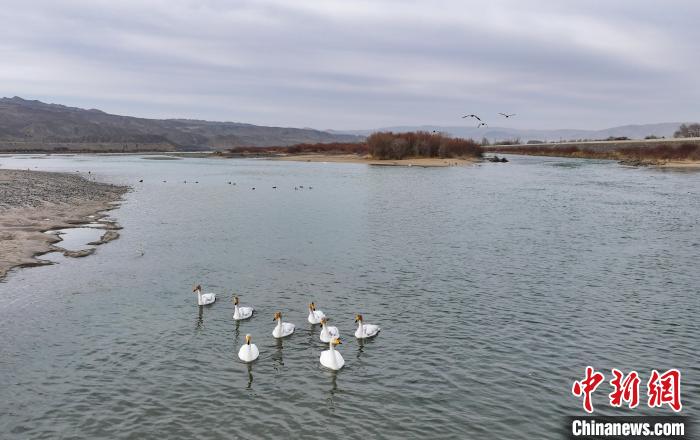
655,160,700,168
270,153,477,167
0,169,128,279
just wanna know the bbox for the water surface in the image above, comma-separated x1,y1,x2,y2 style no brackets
0,154,698,439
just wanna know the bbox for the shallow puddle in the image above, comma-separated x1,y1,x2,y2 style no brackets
50,227,105,251
38,251,68,264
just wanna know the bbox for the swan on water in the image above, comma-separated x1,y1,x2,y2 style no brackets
355,314,380,339
193,284,216,306
238,334,259,362
319,317,340,343
272,312,295,338
307,302,326,324
320,337,345,370
233,296,254,320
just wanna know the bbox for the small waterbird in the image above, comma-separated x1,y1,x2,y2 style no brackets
320,317,340,343
320,337,344,370
238,334,259,362
307,302,326,324
354,314,380,339
498,113,516,118
272,312,295,338
192,284,216,306
462,114,481,121
233,296,254,320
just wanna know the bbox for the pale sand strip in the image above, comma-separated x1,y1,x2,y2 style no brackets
656,160,700,168
270,154,478,167
0,169,127,279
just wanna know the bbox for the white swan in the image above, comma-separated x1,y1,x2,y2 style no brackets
320,337,345,370
319,317,340,343
355,314,380,339
307,302,326,324
272,312,295,338
233,296,254,320
193,284,216,306
238,334,259,362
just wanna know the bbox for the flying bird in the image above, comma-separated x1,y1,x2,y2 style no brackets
478,122,488,128
498,113,516,118
462,114,481,121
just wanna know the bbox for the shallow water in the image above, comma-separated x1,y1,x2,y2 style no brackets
49,227,106,251
0,154,698,439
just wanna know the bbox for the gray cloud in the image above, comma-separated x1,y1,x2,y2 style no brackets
1,0,698,130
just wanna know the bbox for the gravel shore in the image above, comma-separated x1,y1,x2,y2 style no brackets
0,169,128,279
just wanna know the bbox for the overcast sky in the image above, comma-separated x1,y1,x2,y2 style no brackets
1,0,698,130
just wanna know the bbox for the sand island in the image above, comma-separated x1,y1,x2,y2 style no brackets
0,169,127,279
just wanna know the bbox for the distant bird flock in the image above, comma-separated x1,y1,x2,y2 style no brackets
137,179,315,190
462,111,516,128
192,285,380,371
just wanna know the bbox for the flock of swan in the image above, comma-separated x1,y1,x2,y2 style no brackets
193,285,380,371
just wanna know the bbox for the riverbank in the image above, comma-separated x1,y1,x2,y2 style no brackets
0,169,128,279
618,159,700,168
488,138,700,168
271,153,476,167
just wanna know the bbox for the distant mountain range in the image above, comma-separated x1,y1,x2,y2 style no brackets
329,123,688,143
0,97,360,152
0,96,691,152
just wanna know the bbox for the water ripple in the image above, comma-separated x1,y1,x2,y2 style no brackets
0,155,698,439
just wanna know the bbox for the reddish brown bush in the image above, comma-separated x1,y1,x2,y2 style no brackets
487,142,700,161
617,143,700,160
367,131,482,159
227,131,483,160
227,142,368,155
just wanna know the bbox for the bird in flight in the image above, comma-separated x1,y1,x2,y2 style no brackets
477,122,488,128
498,113,516,118
462,114,481,121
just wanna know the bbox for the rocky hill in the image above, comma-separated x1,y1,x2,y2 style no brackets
0,97,360,152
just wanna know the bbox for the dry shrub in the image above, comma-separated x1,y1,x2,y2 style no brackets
489,142,700,161
617,143,700,160
227,132,485,160
367,131,482,159
228,142,368,155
